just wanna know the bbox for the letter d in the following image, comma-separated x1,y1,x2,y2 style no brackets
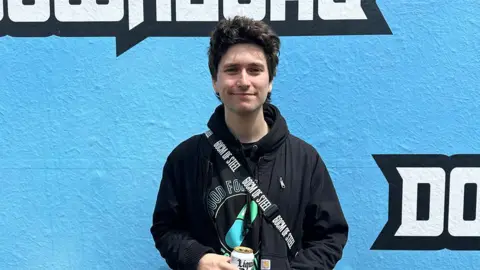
394,167,446,237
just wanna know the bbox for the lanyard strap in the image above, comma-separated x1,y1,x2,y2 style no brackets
204,129,296,251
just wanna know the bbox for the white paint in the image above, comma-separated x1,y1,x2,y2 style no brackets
129,0,143,30
318,0,367,20
55,0,124,22
156,0,171,21
224,0,266,21
448,168,480,237
0,0,369,23
0,0,3,21
176,0,218,21
270,0,313,21
394,167,446,237
8,0,50,22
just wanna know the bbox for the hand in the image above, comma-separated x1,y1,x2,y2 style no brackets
197,253,238,270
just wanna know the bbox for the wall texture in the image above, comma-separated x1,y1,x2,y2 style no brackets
1,1,479,269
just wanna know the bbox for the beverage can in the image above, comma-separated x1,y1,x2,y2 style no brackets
230,246,255,270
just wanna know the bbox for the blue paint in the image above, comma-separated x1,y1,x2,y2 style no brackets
1,1,479,269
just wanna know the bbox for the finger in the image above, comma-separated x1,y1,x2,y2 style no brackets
216,255,231,263
219,261,238,270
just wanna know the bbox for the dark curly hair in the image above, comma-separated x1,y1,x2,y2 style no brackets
208,16,281,102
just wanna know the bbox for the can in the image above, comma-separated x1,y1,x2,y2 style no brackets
230,246,255,270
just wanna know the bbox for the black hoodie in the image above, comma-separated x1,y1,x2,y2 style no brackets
151,103,349,270
205,103,291,267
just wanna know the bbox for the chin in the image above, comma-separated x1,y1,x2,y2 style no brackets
226,102,262,115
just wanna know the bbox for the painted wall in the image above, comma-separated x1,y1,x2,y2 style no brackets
1,1,479,269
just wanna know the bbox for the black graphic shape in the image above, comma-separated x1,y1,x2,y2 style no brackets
0,0,392,56
464,183,477,221
417,183,430,221
371,154,480,251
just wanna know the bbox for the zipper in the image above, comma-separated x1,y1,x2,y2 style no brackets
256,157,263,183
204,161,216,227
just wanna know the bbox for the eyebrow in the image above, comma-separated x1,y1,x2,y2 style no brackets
222,62,265,68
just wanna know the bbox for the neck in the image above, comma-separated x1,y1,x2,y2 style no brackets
224,107,269,143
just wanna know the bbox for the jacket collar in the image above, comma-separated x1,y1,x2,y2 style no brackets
206,103,289,157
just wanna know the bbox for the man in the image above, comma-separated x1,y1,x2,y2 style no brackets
150,16,348,270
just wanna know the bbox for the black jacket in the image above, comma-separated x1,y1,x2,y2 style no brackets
150,103,349,270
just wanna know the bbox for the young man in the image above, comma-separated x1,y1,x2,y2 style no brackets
150,16,349,270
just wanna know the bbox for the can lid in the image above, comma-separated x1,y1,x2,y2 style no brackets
234,246,253,254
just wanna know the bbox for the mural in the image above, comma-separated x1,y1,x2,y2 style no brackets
371,155,480,251
1,0,479,269
0,0,391,55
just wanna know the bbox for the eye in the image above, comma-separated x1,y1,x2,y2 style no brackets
224,67,238,73
248,67,262,74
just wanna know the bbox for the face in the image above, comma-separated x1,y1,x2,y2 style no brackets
213,43,272,116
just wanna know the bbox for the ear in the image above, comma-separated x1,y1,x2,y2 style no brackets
268,81,273,93
212,78,218,93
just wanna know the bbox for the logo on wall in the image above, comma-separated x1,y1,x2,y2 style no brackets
0,0,391,56
371,154,480,250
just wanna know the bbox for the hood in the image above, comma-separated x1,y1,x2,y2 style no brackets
206,103,289,157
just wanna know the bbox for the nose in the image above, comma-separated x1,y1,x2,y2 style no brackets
236,70,250,89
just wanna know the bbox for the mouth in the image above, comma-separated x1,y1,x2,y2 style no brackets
230,93,256,96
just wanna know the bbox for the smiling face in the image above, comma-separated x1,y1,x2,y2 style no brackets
213,43,272,116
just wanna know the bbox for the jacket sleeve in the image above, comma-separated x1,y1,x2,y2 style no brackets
150,156,215,270
290,153,349,270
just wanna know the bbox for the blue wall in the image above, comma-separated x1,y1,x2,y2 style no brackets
1,1,479,269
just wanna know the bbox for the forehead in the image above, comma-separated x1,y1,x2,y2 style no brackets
219,43,267,66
